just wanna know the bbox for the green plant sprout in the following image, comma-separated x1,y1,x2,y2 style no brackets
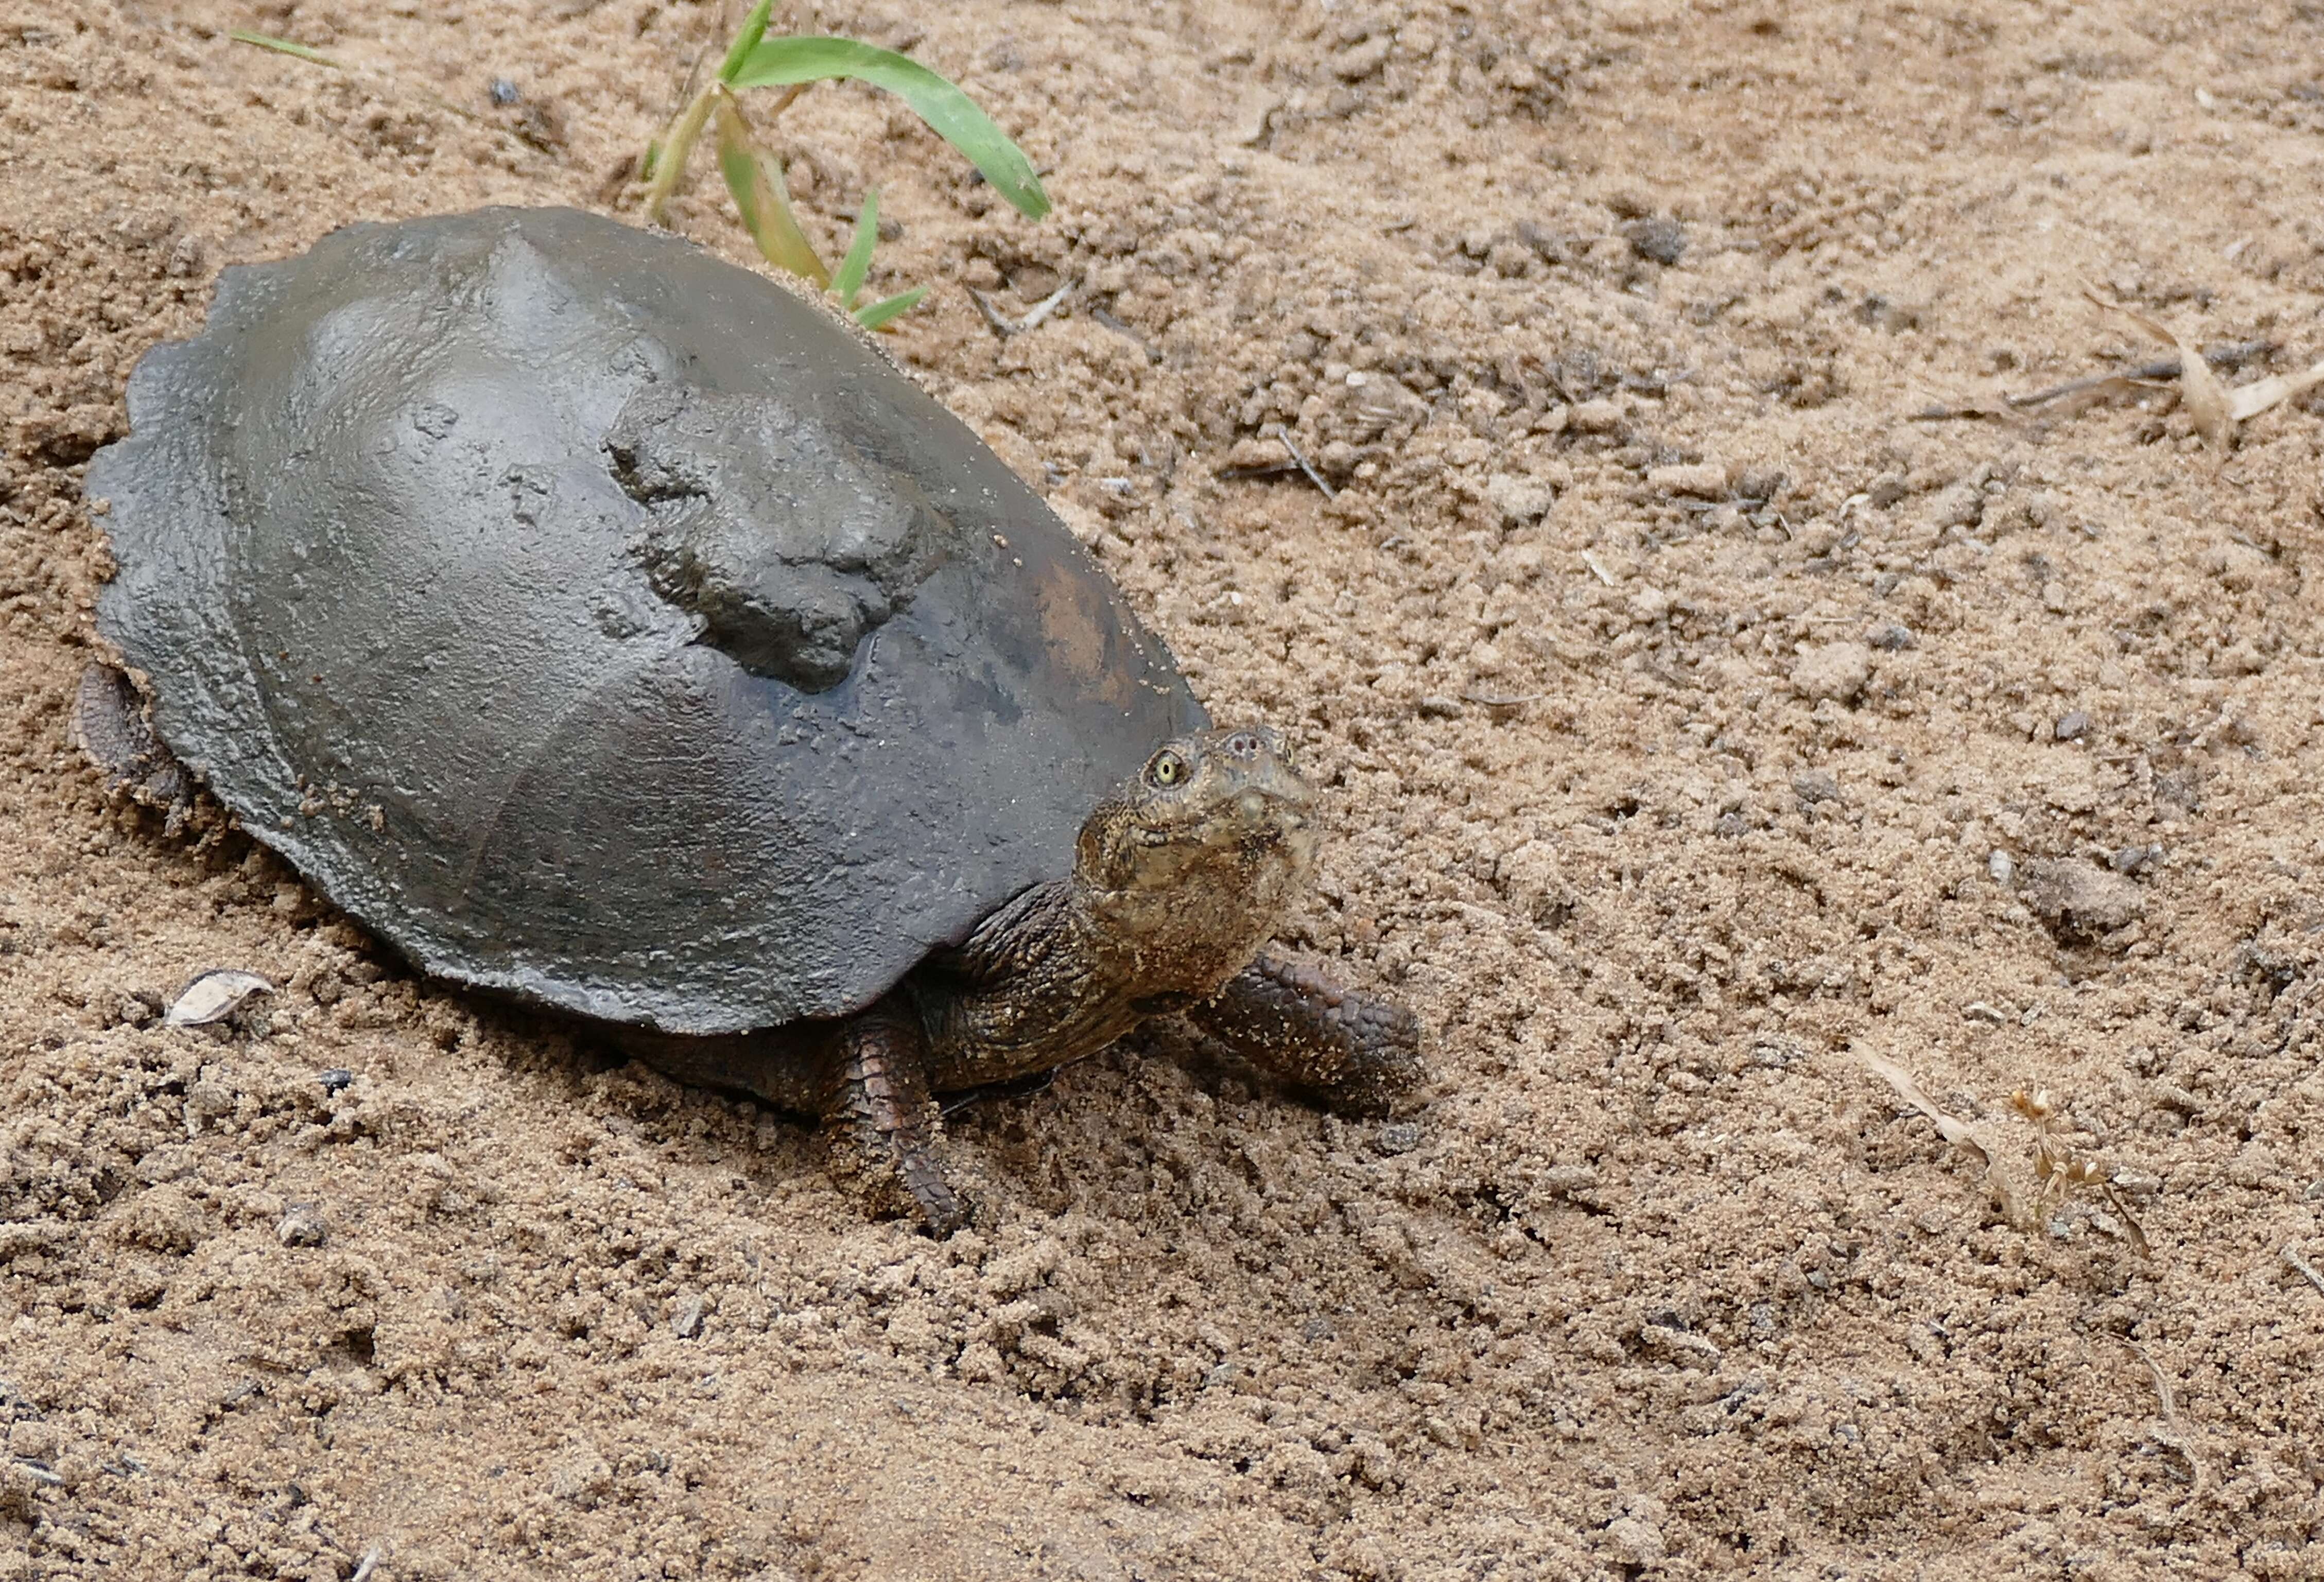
231,10,1049,332
644,2,1049,328
228,29,340,67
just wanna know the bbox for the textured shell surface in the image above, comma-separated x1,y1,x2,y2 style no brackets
88,207,1203,1034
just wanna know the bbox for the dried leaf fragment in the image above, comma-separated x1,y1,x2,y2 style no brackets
1857,1046,2030,1226
2082,286,2232,449
2226,358,2324,421
165,969,274,1028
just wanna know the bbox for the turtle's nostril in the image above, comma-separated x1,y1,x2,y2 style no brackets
1225,731,1260,758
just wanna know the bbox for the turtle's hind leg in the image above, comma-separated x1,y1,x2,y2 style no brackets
1185,951,1424,1117
73,664,194,835
821,997,968,1234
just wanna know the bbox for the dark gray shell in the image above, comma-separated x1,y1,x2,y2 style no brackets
88,207,1203,1035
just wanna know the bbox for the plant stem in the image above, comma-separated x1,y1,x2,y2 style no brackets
644,80,810,225
644,85,719,224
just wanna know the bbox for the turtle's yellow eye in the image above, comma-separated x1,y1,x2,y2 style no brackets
1146,749,1188,788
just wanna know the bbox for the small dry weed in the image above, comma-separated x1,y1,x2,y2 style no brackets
2011,1087,2153,1258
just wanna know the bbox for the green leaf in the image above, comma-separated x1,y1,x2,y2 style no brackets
228,29,348,69
716,0,776,84
714,97,830,287
832,187,880,311
727,38,1050,219
852,284,929,331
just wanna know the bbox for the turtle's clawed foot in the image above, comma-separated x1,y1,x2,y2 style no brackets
820,998,970,1234
1186,951,1425,1117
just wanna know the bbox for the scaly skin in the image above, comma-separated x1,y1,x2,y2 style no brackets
1184,951,1424,1118
79,670,1426,1230
73,665,193,834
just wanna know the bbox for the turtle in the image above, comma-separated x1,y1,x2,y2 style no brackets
77,206,1423,1230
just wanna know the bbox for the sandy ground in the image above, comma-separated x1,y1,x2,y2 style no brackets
6,0,2324,1576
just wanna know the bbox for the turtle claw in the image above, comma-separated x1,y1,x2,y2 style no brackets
898,1153,971,1237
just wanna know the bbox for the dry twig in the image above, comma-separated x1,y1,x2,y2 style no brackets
2081,288,2324,450
1912,335,2300,427
1263,423,1336,498
1017,277,1077,332
2127,1342,2207,1505
966,287,1020,338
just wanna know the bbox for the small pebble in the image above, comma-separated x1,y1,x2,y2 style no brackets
1927,481,1985,531
1622,216,1687,265
278,1203,328,1248
1373,1122,1423,1155
1791,641,1871,703
2055,710,2090,741
1484,473,1554,525
1603,1515,1668,1567
1627,585,1672,623
1867,622,1917,650
2022,858,2144,941
1569,398,1624,433
1646,461,1726,497
1792,770,1842,806
1988,849,2016,886
318,1068,355,1094
1416,696,1466,720
489,78,521,106
672,1294,705,1340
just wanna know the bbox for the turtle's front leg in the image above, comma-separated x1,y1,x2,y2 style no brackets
1185,951,1424,1116
820,997,968,1233
73,664,195,833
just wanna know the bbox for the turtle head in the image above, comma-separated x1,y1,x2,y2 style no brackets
1073,725,1319,986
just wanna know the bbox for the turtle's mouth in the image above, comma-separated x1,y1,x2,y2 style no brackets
1079,722,1319,896
1135,804,1301,851
1233,795,1308,849
1114,792,1310,892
